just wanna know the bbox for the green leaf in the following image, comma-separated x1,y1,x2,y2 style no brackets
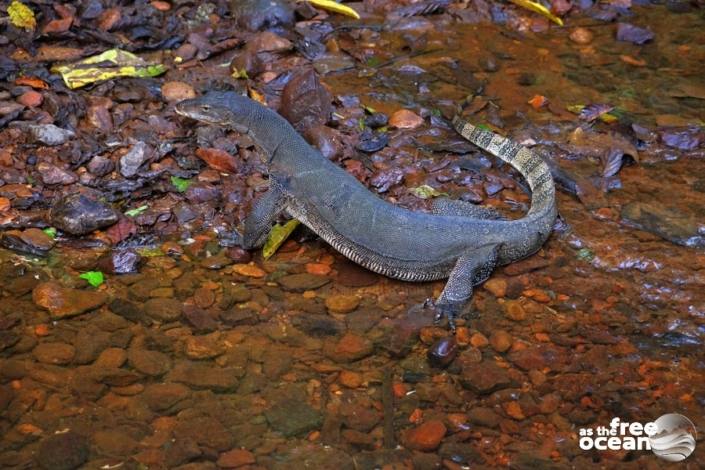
79,271,104,288
411,185,448,199
171,176,192,193
42,227,57,239
576,248,595,262
477,123,491,131
125,205,148,217
263,219,300,260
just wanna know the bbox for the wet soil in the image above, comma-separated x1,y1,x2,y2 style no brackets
1,1,705,469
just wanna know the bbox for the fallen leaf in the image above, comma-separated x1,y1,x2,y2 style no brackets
51,49,167,89
79,271,104,288
8,1,36,31
508,0,563,26
263,219,300,260
170,176,192,193
125,205,149,217
304,0,360,19
411,185,448,199
528,95,548,110
14,76,49,89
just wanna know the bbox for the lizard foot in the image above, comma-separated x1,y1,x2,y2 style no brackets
217,229,244,248
423,299,464,332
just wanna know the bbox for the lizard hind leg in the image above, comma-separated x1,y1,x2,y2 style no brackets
431,244,500,330
241,182,288,250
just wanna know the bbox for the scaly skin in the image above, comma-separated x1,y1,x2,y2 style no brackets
175,92,557,329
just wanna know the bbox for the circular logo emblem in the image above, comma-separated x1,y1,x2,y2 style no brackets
649,413,697,462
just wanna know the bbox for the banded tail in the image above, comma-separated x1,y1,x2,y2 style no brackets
452,116,556,219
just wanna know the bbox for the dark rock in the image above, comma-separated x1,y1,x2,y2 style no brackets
119,141,151,177
28,124,75,146
50,194,119,235
36,431,89,470
306,124,343,159
292,313,344,337
37,162,77,185
280,69,332,134
356,129,389,153
265,398,322,437
427,337,457,368
142,382,191,411
108,298,149,324
616,23,655,44
232,0,295,31
174,416,234,452
0,228,55,256
87,156,114,176
128,348,171,376
460,362,512,394
97,250,141,274
144,298,183,321
364,113,389,129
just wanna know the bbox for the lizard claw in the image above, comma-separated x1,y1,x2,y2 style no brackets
428,301,462,332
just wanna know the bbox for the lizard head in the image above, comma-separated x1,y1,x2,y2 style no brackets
175,91,252,133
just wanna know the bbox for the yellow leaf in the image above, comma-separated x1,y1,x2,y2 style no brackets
304,0,360,19
8,1,36,31
507,0,563,26
51,49,167,89
248,87,266,104
411,185,448,199
263,219,301,260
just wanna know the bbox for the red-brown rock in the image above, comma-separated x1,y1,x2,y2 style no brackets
404,420,446,451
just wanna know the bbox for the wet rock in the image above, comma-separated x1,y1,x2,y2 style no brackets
97,249,141,274
621,202,705,247
184,333,224,359
468,407,500,428
335,261,379,287
94,429,139,456
616,23,655,44
28,124,75,146
364,112,389,129
306,124,343,159
483,278,506,297
217,449,256,468
265,398,322,437
325,333,374,363
280,69,332,134
174,416,234,452
232,0,294,30
169,361,240,391
338,370,363,388
33,342,75,365
292,313,344,337
142,383,191,411
36,431,90,470
390,109,424,129
120,141,151,177
460,362,512,394
325,294,360,314
508,345,567,371
161,81,196,102
50,194,119,235
263,349,293,379
232,263,266,278
568,27,594,45
108,298,148,324
95,347,127,368
356,129,389,153
37,162,77,185
427,337,457,368
278,273,330,292
504,300,527,321
0,228,55,256
403,420,446,452
144,298,183,321
128,348,171,376
489,330,513,352
33,282,108,319
661,128,702,150
87,156,114,176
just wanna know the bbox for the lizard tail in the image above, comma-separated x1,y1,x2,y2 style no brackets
452,117,556,220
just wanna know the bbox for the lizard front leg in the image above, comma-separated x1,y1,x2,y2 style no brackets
428,244,500,330
241,182,288,249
